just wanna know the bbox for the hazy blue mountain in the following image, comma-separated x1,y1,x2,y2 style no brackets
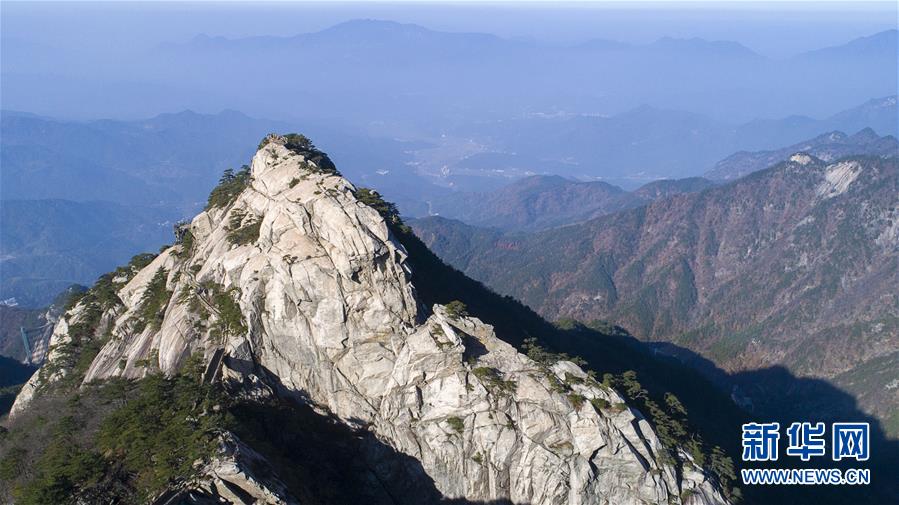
734,95,898,150
0,109,284,208
428,175,639,232
707,128,899,180
0,199,173,307
645,36,764,62
825,95,899,138
454,106,732,181
427,174,716,232
178,19,515,57
142,25,884,124
796,29,897,61
2,20,894,124
0,109,432,210
449,96,898,183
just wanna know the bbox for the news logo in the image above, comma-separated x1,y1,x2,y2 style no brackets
740,422,871,486
785,422,826,461
832,423,870,462
742,422,780,462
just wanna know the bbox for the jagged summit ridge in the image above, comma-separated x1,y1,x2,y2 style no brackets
12,135,727,505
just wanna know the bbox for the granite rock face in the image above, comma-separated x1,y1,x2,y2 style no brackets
12,138,727,505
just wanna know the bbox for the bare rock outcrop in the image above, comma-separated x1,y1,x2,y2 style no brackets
13,138,727,505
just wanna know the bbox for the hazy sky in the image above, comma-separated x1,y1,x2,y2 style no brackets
2,1,895,122
2,1,895,58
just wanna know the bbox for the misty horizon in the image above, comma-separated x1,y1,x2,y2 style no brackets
1,4,898,504
3,2,897,121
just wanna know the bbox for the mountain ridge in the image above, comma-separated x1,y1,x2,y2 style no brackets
427,174,717,232
707,128,898,180
426,125,896,233
172,20,894,61
5,135,735,504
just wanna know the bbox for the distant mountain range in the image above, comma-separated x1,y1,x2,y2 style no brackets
413,155,899,438
427,127,896,232
0,109,433,208
1,110,245,207
1,109,295,207
0,199,172,307
707,127,898,180
3,106,895,306
428,176,635,232
731,95,899,154
428,175,714,232
2,20,895,124
158,23,896,122
449,96,898,183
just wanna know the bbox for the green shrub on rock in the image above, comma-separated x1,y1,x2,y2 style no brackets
444,301,468,319
446,416,464,434
206,166,251,210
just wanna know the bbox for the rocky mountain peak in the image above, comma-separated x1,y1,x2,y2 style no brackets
788,152,817,165
10,136,728,504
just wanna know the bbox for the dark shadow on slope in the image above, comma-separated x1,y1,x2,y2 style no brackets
0,356,37,416
400,227,745,432
396,228,898,505
0,355,36,388
461,332,490,362
226,362,523,505
649,341,899,504
397,230,747,492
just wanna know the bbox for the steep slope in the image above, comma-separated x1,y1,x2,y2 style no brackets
0,305,47,364
5,136,731,504
413,154,899,438
0,286,80,364
706,128,898,180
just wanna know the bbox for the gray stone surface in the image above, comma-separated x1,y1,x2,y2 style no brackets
13,139,728,505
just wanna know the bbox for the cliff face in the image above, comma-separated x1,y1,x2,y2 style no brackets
0,286,76,365
11,137,727,505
